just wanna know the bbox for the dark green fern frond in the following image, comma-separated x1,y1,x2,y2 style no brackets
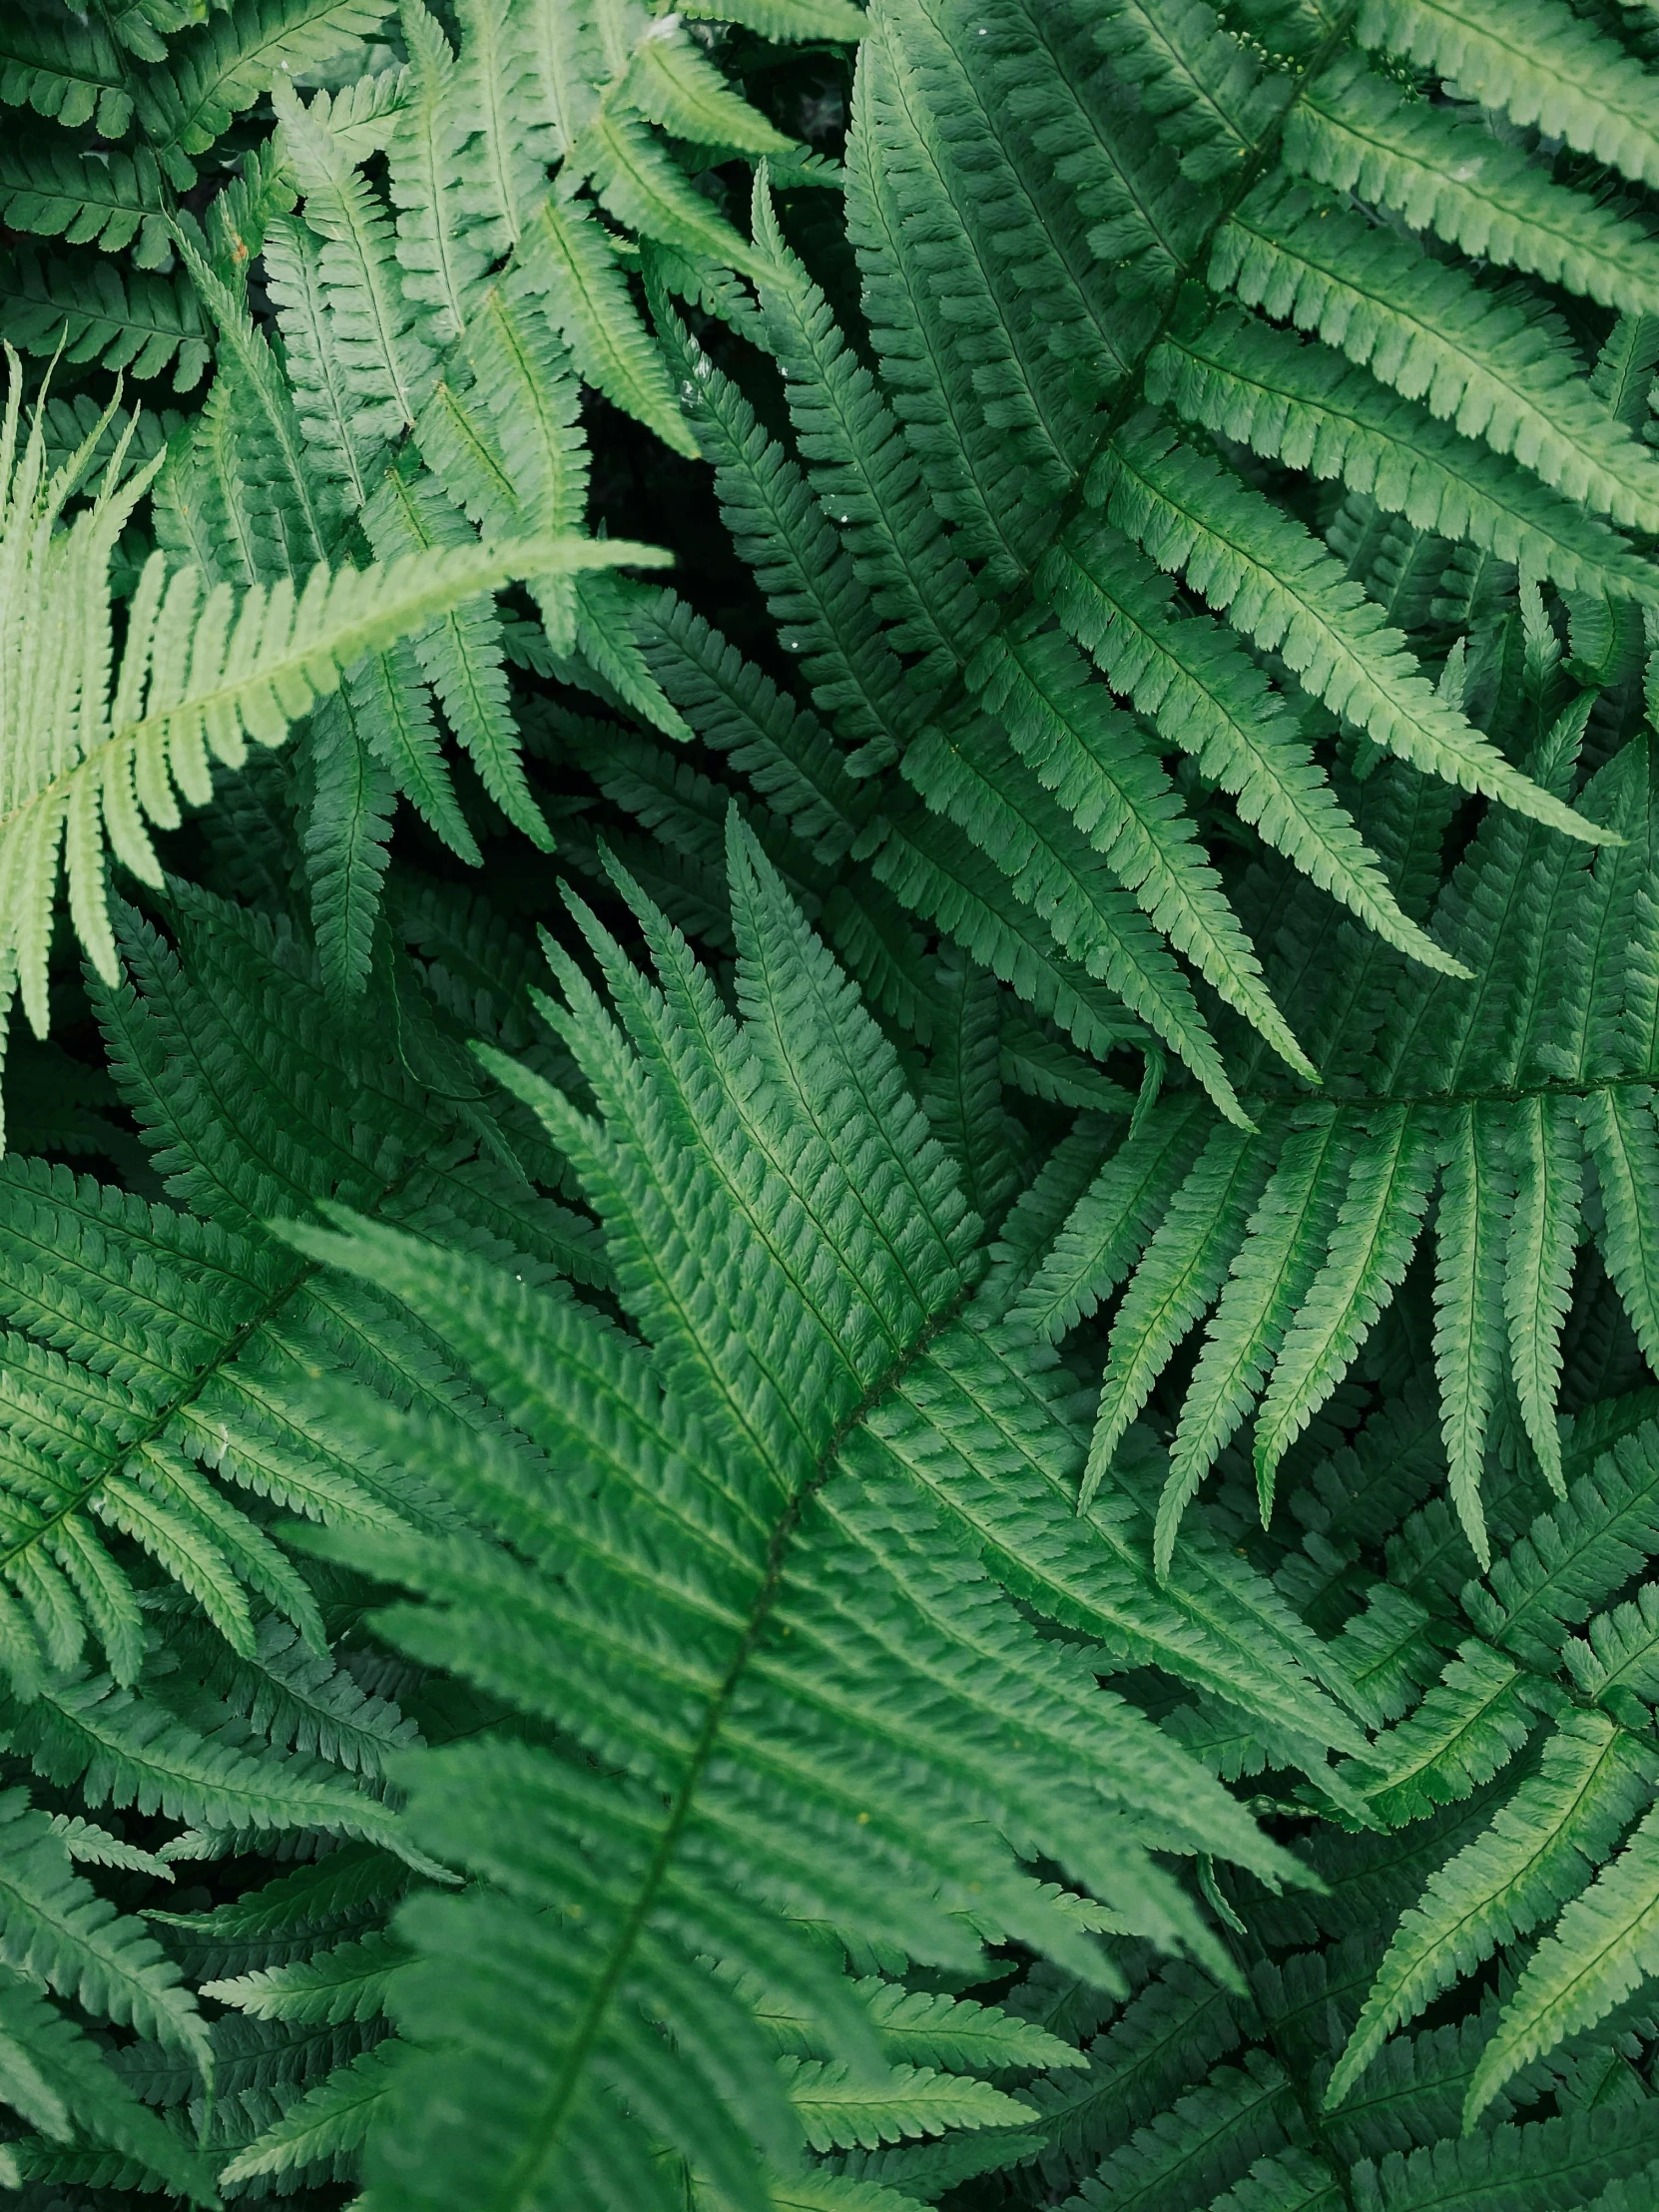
274,823,1343,2211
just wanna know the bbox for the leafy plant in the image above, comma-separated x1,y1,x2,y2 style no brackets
9,0,1659,2208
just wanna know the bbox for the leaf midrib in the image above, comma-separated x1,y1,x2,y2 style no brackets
494,1282,973,2207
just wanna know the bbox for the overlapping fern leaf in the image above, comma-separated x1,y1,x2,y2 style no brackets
580,0,1659,1138
18,0,1659,2202
0,347,654,1067
0,0,855,1040
266,820,1369,2211
0,850,641,2193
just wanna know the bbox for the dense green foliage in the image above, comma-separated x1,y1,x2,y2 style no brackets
12,0,1659,2206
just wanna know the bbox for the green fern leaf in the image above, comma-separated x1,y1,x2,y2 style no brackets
1346,1640,1535,1830
1467,1797,1659,2121
1503,1092,1582,1498
1431,1102,1512,1568
139,0,391,188
1082,1123,1272,1511
275,74,435,440
0,252,210,390
1289,53,1659,319
259,822,1353,2208
360,464,560,850
1328,1710,1654,2105
1096,416,1615,850
1253,1106,1439,1510
0,1790,209,2064
1040,507,1466,981
385,0,485,349
0,6,134,136
678,0,870,35
217,2035,407,2184
1580,1088,1659,1379
1357,0,1659,189
203,1927,407,2024
264,211,385,511
1148,305,1659,614
1158,1115,1354,1571
0,1970,219,2201
1465,1418,1659,1669
518,193,701,457
1,1668,437,1867
1217,176,1659,540
298,691,397,1001
781,2058,1034,2153
625,20,797,155
1016,1095,1213,1344
0,136,172,267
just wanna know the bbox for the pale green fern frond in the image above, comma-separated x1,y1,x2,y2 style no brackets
0,355,661,1051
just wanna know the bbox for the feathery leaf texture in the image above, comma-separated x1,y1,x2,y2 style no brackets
10,0,1659,2200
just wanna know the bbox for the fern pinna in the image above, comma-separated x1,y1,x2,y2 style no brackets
11,0,1659,2205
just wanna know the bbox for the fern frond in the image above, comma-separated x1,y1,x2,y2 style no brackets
1328,1710,1653,2105
1346,1640,1534,1830
1465,1418,1659,1669
264,212,384,511
1158,1115,1353,1571
1430,1102,1511,1568
966,623,1319,1086
217,2035,407,2184
0,4,134,136
300,690,397,999
783,2058,1033,2152
1072,2048,1302,2212
1082,1123,1272,1509
0,1789,208,2063
520,193,702,458
625,19,797,156
679,0,870,35
276,74,436,442
384,0,484,350
1217,176,1659,539
1466,1795,1659,2120
0,137,172,268
1289,54,1659,319
1016,1095,1213,1345
0,355,659,1039
577,106,766,276
1503,1093,1582,1497
203,1927,406,2024
1041,510,1466,981
0,252,210,390
139,0,392,188
0,1969,220,2201
263,824,1343,2210
361,463,560,849
1357,0,1659,188
4,1665,439,1870
1149,307,1659,612
419,278,590,651
1579,1088,1659,1380
1252,1106,1439,1512
1095,416,1615,849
